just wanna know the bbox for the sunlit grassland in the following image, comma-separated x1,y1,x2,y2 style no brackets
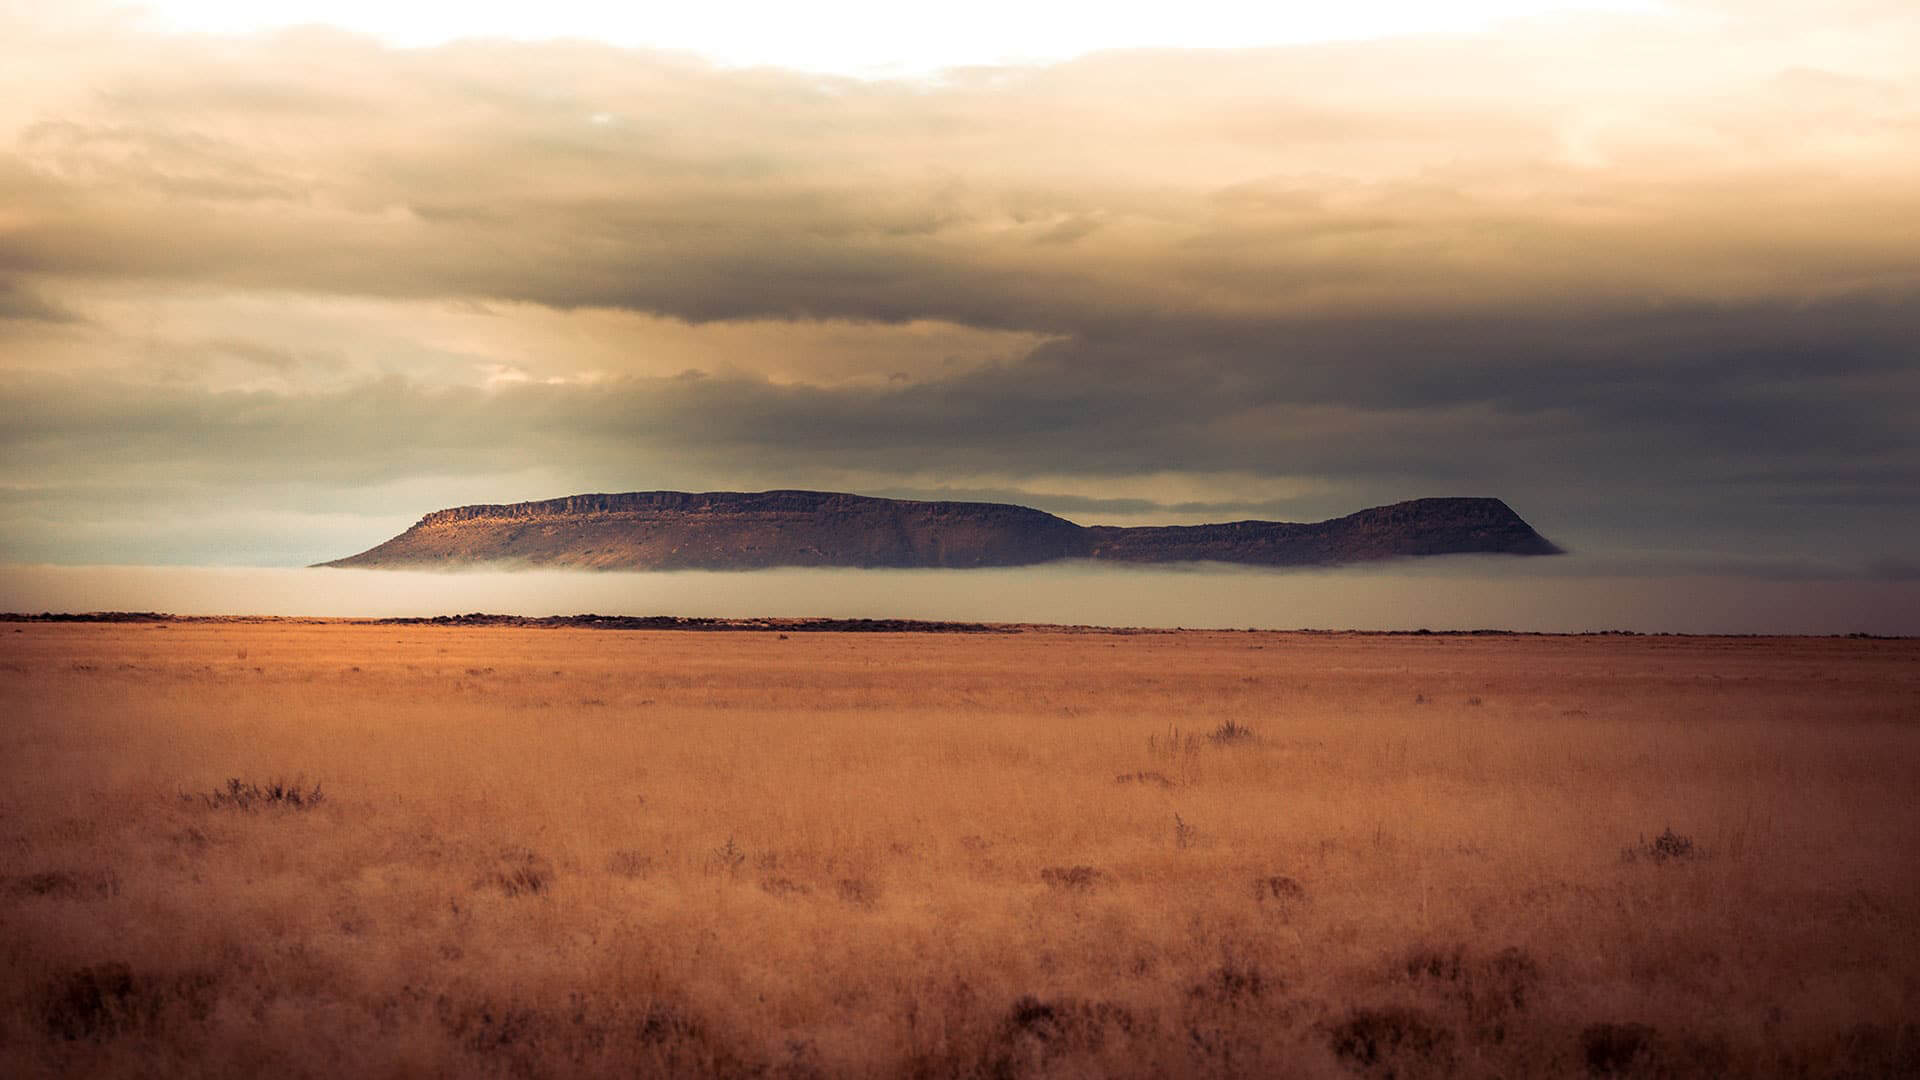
1,622,1916,1077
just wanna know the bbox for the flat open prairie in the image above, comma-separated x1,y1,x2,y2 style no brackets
2,621,1916,1078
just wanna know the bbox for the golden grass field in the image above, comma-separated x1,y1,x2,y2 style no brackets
2,620,1916,1078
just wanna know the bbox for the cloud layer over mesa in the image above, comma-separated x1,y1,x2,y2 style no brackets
2,2,1917,572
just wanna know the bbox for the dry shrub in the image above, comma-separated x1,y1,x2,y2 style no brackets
759,875,810,898
1113,770,1175,788
1402,944,1468,984
192,777,325,811
1818,1021,1920,1079
1581,1022,1658,1075
710,837,747,875
1177,959,1305,1074
477,850,554,898
40,962,220,1042
1621,828,1699,865
1252,874,1308,906
1398,944,1540,1042
605,850,653,878
897,989,1151,1079
1185,962,1275,1009
1039,865,1103,891
6,868,120,899
834,877,879,908
1147,726,1203,758
1578,1020,1733,1077
1207,719,1257,746
1173,813,1199,849
1327,1006,1456,1077
435,993,743,1079
993,995,1142,1072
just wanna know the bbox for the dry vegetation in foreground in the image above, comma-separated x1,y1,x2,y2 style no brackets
1,622,1916,1078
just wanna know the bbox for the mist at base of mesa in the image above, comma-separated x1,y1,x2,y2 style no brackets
3,559,1916,636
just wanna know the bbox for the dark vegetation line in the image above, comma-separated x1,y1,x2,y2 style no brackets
0,611,1905,638
0,611,1029,633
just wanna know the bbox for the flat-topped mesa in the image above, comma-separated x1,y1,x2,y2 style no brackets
335,490,1091,571
1083,497,1562,564
318,491,1561,571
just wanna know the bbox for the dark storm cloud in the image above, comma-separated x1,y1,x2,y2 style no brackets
6,287,1913,507
1,4,1918,569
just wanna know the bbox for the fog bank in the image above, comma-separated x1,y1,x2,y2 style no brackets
2,562,1914,636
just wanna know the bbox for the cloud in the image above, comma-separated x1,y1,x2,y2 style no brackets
7,14,1919,328
0,4,1916,570
0,278,77,323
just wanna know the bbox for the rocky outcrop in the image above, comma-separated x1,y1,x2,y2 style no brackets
317,490,1560,571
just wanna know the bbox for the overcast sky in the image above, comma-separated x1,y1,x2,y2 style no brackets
1,0,1916,574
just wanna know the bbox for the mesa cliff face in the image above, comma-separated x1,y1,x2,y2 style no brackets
318,490,1560,571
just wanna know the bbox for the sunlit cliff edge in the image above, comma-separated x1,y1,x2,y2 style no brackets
315,491,1562,571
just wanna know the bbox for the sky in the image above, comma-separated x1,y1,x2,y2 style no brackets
1,0,1917,582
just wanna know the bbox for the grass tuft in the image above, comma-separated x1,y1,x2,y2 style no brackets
1251,874,1308,917
1582,1021,1659,1075
605,850,653,878
759,875,810,898
190,777,324,811
835,878,880,908
1173,813,1199,849
711,836,747,875
39,962,220,1042
1327,1006,1456,1075
476,850,553,897
1622,827,1700,864
1039,865,1103,891
6,868,121,899
1207,718,1257,746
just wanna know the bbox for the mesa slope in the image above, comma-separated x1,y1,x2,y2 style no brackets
318,490,1561,570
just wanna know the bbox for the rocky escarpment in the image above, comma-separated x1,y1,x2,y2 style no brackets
317,490,1560,571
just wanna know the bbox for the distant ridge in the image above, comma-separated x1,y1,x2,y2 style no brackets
318,490,1561,571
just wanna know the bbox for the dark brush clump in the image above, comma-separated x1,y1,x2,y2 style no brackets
1039,866,1104,891
40,963,220,1042
1207,719,1257,746
1621,827,1699,864
190,778,325,811
1327,1006,1457,1075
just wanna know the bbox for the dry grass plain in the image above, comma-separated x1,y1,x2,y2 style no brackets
1,621,1916,1078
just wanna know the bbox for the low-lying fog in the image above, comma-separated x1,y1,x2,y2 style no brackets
3,558,1916,635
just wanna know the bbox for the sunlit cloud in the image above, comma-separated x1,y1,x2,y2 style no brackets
125,1,1666,75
